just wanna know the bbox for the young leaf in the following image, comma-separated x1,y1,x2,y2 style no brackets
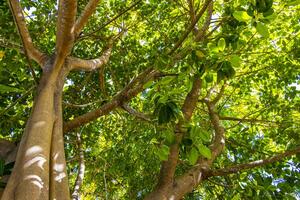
256,22,269,38
218,38,226,51
188,147,199,165
197,144,212,159
233,11,251,22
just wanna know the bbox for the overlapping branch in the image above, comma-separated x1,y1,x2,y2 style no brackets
121,104,151,122
207,146,300,177
8,0,47,66
74,0,101,37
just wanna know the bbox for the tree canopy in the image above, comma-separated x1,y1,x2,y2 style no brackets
0,0,300,199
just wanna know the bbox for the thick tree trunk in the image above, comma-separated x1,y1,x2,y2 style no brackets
1,62,70,200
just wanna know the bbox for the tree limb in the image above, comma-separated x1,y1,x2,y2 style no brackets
194,1,213,42
8,0,47,66
169,0,213,54
74,0,101,38
145,77,202,200
207,147,300,177
63,68,159,133
219,116,277,124
55,0,77,68
68,41,113,71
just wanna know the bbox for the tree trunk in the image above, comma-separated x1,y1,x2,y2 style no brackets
1,61,70,200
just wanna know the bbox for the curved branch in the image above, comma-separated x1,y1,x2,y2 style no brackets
207,147,300,177
68,42,113,71
9,0,47,66
74,0,101,38
55,0,77,68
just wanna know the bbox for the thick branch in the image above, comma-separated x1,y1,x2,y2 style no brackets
207,147,300,177
72,132,85,200
63,68,158,133
74,0,100,38
9,0,47,66
68,42,113,71
145,78,202,199
55,0,77,68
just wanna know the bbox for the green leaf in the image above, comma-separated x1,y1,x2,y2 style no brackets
199,131,211,143
218,38,226,51
188,147,199,165
233,11,251,22
230,55,242,67
156,145,170,161
197,144,212,159
0,84,22,93
256,22,269,38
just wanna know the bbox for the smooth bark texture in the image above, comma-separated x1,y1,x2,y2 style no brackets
2,58,71,199
9,0,47,66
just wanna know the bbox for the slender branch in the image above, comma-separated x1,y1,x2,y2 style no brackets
194,1,213,42
121,104,151,122
55,0,77,68
80,0,142,39
63,99,103,108
8,0,47,66
74,0,100,38
68,41,113,71
219,116,277,124
169,0,213,54
72,131,85,200
211,84,226,104
207,147,300,177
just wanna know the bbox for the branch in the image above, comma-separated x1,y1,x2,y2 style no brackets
74,0,100,38
68,41,113,71
80,0,142,39
145,77,202,199
194,1,213,42
211,83,226,104
169,0,213,55
72,132,85,200
55,0,77,68
207,147,300,177
63,68,159,133
8,0,47,66
121,104,151,122
219,116,277,124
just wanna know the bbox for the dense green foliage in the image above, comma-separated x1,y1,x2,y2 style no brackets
1,0,300,199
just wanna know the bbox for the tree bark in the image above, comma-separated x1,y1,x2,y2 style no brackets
1,60,71,200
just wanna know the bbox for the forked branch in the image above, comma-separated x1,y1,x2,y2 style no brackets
9,0,47,66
